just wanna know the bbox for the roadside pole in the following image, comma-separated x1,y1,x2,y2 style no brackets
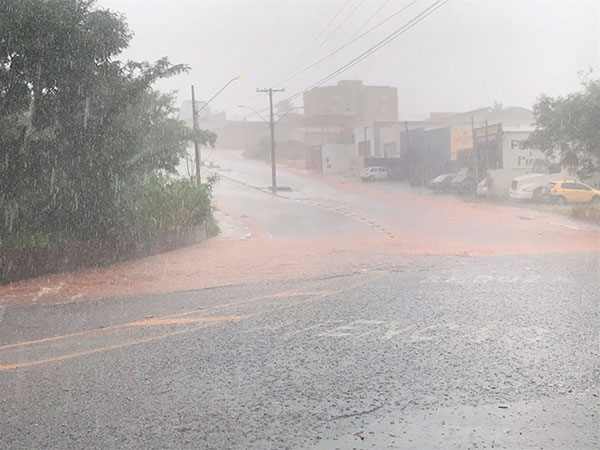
483,119,489,183
190,77,242,185
191,85,201,185
471,115,478,183
257,88,285,192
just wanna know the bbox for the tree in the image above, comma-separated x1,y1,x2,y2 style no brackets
0,0,212,247
528,77,600,178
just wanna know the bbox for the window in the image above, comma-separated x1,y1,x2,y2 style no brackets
561,183,577,189
572,183,590,190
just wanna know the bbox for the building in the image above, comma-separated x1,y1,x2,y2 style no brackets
473,124,550,197
303,80,398,174
393,106,535,185
303,80,398,125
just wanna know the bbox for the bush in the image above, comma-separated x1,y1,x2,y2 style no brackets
571,204,600,224
116,174,217,245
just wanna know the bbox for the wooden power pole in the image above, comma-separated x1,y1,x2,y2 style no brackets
257,88,285,192
191,85,201,185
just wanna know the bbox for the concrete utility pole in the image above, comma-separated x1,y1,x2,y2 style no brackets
191,85,201,185
257,88,285,192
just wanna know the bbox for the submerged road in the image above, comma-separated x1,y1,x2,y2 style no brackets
1,151,598,448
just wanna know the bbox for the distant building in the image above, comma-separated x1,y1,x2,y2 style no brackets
303,80,398,126
303,80,398,175
472,124,551,197
393,106,535,185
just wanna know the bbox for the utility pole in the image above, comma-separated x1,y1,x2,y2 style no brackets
191,85,201,185
471,115,478,183
257,88,285,192
483,118,489,183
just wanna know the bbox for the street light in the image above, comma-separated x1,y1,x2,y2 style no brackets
191,76,242,184
238,104,268,122
275,106,304,125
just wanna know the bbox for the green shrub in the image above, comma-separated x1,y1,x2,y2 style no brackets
0,233,51,252
115,173,217,244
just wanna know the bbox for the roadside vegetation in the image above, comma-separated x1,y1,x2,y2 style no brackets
0,0,217,277
528,75,600,179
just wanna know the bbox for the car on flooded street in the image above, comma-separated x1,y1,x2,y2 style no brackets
547,181,600,204
360,166,389,182
426,173,456,193
448,169,476,194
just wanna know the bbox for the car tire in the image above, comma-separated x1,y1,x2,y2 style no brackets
555,195,567,205
532,187,543,202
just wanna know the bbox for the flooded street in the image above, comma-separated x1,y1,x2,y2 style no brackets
1,151,597,306
2,0,599,448
1,151,598,449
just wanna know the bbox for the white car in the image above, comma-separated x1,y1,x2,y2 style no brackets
360,166,389,182
509,179,547,201
509,161,568,201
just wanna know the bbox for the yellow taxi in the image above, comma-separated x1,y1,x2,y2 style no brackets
549,181,600,204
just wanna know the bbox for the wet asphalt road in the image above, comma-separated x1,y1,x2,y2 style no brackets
2,152,599,448
1,252,598,449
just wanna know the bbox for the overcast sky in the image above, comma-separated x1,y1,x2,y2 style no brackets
99,0,599,120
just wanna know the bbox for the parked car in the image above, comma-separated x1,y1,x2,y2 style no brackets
426,173,455,193
547,181,600,204
509,160,567,201
449,169,476,194
541,181,557,203
509,179,547,201
360,166,389,182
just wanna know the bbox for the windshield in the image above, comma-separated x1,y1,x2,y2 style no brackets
1,1,599,449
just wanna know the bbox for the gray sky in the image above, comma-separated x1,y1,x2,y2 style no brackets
99,0,599,120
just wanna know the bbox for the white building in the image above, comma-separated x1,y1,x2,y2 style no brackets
476,125,550,197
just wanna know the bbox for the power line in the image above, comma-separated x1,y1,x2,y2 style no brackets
276,0,421,88
240,0,421,119
238,0,444,120
234,0,352,116
300,0,367,67
282,0,449,104
344,0,391,44
288,0,354,71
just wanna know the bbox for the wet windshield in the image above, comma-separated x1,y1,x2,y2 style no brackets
1,1,599,449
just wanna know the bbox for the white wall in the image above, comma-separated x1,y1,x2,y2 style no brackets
501,131,546,171
488,130,546,197
321,144,361,176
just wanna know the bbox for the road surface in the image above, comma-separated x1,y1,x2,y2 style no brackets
1,151,598,449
